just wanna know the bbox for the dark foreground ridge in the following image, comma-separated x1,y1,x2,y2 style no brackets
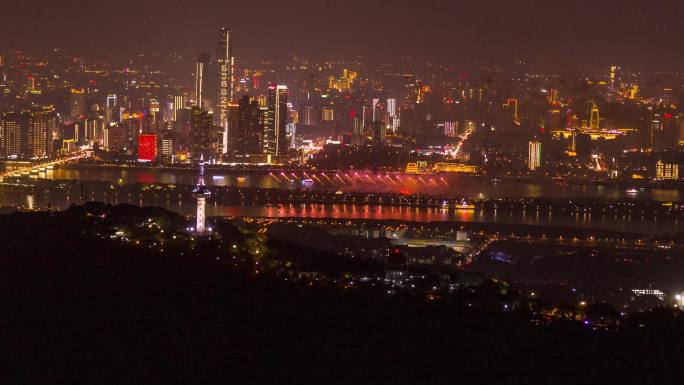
2,204,684,384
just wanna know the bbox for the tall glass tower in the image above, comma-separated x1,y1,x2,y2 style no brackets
195,53,211,109
217,27,234,155
264,84,288,156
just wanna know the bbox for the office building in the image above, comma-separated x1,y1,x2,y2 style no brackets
137,134,157,162
322,107,335,121
195,53,211,108
264,84,288,156
528,141,542,171
656,160,679,180
231,95,263,156
372,120,386,145
387,98,397,118
1,112,22,158
352,115,363,146
286,123,296,149
0,109,54,159
173,95,186,121
70,88,86,117
216,28,234,155
190,107,215,160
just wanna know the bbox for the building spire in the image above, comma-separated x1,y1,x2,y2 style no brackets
198,154,206,187
194,154,211,234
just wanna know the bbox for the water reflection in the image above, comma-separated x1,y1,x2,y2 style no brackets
41,167,684,201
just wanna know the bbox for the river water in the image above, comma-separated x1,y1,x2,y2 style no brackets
38,166,684,201
1,169,680,234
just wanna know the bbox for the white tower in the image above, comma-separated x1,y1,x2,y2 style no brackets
193,156,211,233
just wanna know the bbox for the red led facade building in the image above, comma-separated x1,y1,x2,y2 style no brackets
137,134,157,162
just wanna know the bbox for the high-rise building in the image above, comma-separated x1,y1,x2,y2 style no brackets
173,95,186,121
444,121,457,137
387,98,397,118
27,109,54,159
589,101,600,130
231,95,263,156
70,88,86,117
352,115,363,146
528,141,542,171
322,107,335,121
647,115,663,149
0,109,54,159
147,99,160,123
105,94,117,126
160,133,174,163
163,101,175,122
216,27,234,155
302,106,315,125
548,89,559,104
372,120,386,145
264,84,288,156
286,123,296,150
195,53,211,108
656,160,679,180
190,107,215,160
103,124,126,152
610,65,619,90
137,134,157,162
1,112,22,158
372,98,380,121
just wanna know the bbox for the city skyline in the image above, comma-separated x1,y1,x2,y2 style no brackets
4,4,684,383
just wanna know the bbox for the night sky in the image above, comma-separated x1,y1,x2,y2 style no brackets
1,0,683,69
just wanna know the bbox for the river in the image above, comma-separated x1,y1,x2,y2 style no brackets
1,177,680,234
31,166,684,202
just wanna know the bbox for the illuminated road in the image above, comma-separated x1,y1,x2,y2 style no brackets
0,152,87,180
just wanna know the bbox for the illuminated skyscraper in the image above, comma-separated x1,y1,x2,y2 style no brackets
372,120,386,145
27,109,54,158
0,112,22,158
173,95,185,121
650,115,662,148
444,121,457,137
217,27,234,154
286,123,296,150
610,65,619,90
322,107,335,121
190,107,215,160
0,109,53,159
387,98,397,118
85,117,104,144
528,141,542,171
195,53,211,108
656,160,679,180
106,94,117,126
147,99,160,123
70,88,86,117
231,95,262,156
589,101,600,130
264,84,289,156
137,134,157,162
372,98,380,121
352,115,363,146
